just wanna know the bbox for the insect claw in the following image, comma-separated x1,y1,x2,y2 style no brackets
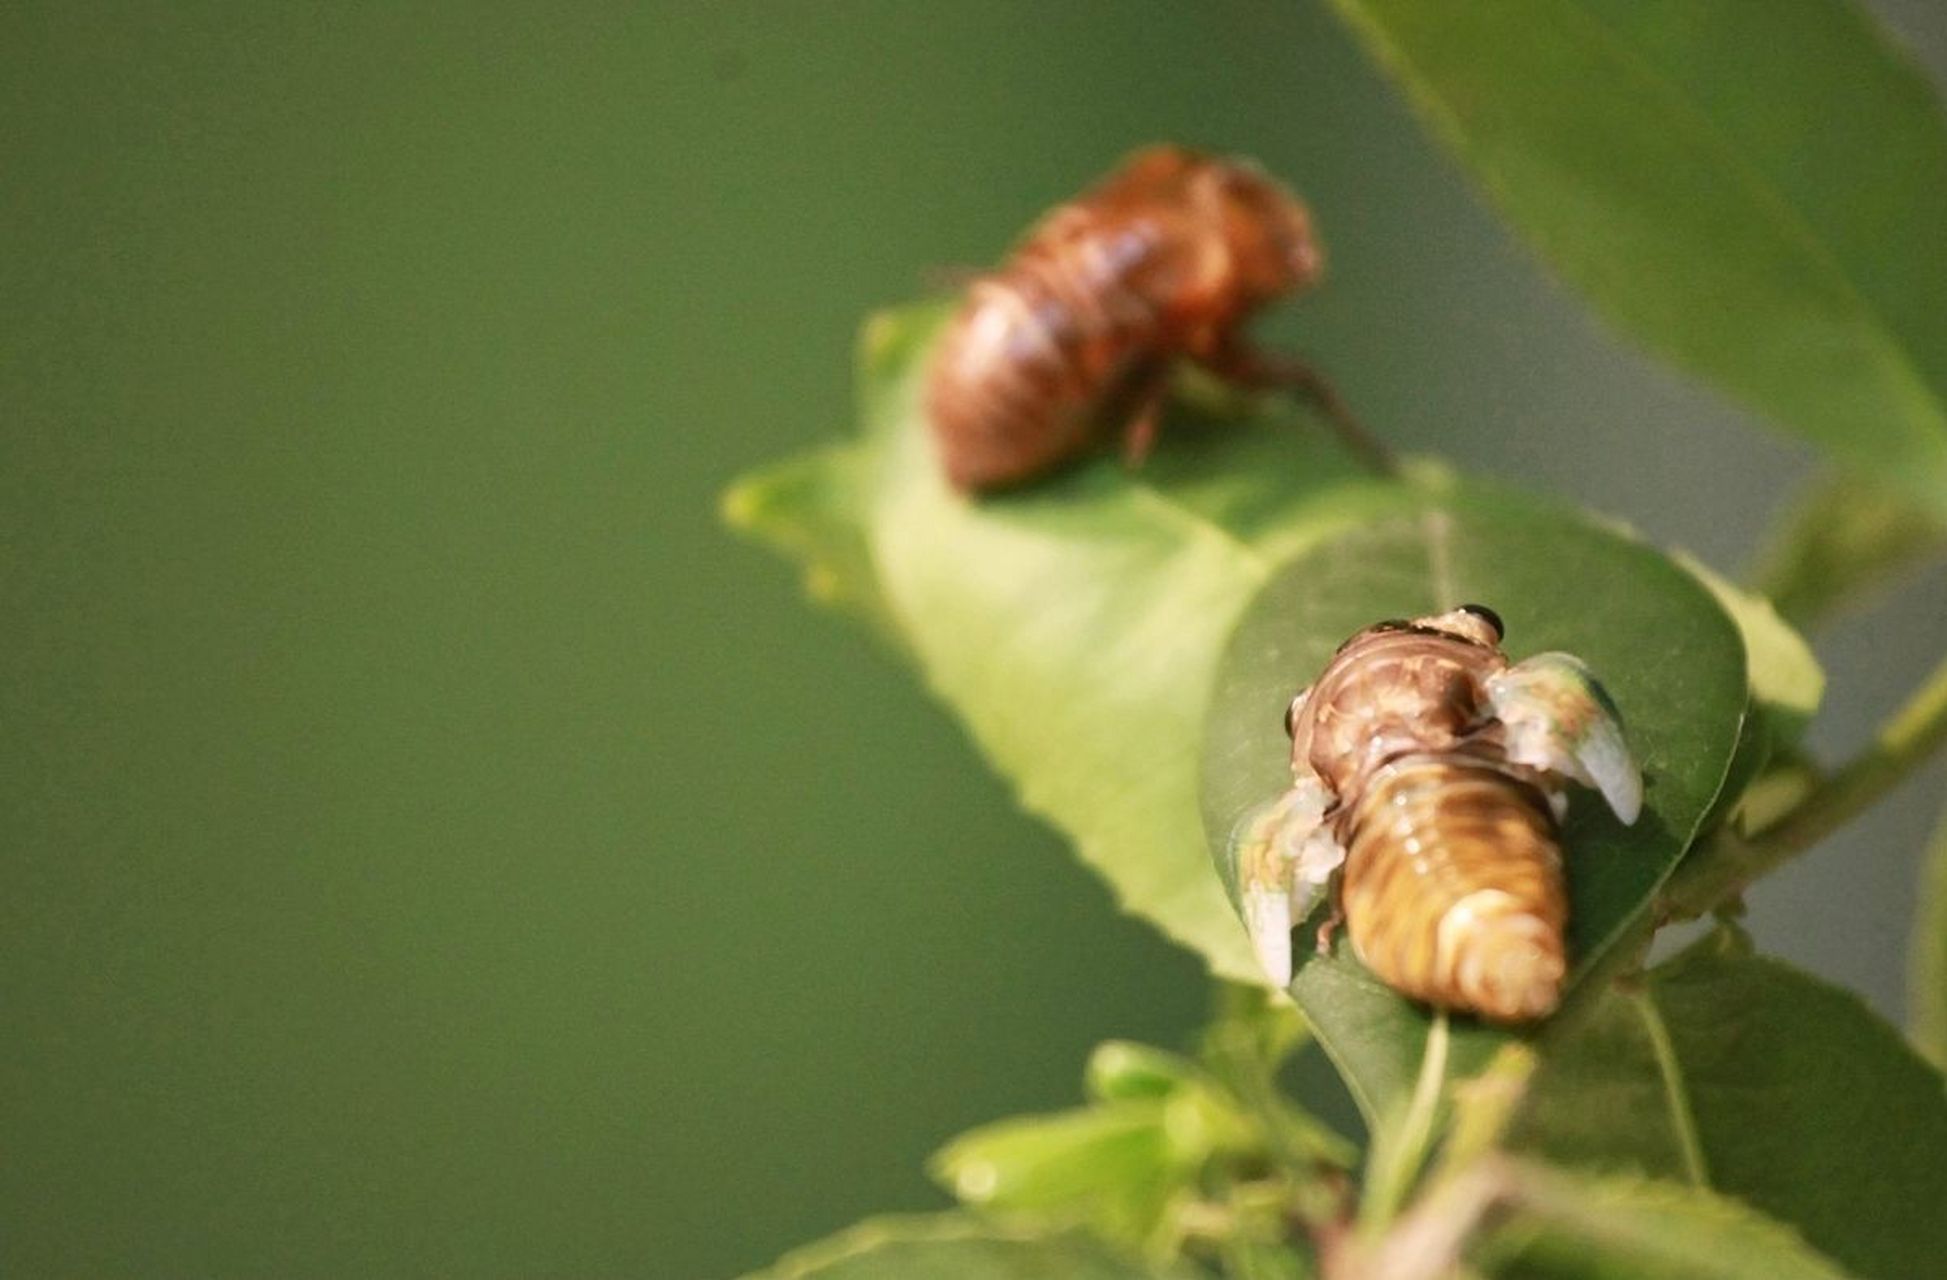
1120,397,1163,469
1316,905,1344,957
1487,652,1643,825
1246,887,1296,988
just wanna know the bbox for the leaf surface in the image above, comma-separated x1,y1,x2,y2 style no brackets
1331,0,1947,517
1476,1164,1851,1280
742,1214,1206,1280
1200,507,1747,1118
1505,934,1947,1279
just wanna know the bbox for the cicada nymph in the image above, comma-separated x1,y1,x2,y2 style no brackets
925,143,1390,492
1231,604,1642,1023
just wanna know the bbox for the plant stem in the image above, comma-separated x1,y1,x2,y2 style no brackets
1627,991,1708,1187
1358,1014,1450,1237
1662,649,1947,919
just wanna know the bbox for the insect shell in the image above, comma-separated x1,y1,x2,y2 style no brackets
1232,605,1642,1024
925,143,1323,492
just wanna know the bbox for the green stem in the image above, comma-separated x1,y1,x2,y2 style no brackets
1359,1013,1450,1236
1628,991,1708,1187
1663,649,1947,919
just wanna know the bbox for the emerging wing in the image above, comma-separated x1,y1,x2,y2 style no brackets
1485,652,1642,824
1227,774,1345,987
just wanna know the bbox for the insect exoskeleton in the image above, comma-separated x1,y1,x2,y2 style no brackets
1230,604,1642,1023
924,143,1385,493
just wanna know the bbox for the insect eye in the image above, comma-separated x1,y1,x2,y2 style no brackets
1283,698,1299,739
1458,603,1505,641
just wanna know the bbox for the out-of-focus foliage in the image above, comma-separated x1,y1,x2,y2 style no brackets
741,1215,1208,1280
1752,473,1947,629
1329,0,1947,520
1915,803,1947,1068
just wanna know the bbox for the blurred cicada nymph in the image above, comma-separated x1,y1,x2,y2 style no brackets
926,143,1389,492
1231,604,1642,1023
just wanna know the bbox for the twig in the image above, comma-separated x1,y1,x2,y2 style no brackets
1662,649,1947,919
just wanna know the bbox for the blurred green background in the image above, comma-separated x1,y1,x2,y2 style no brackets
5,3,1944,1276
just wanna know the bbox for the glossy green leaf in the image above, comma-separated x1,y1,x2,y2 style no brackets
1505,932,1947,1279
729,303,1420,980
1913,801,1947,1068
742,1214,1208,1280
1475,1164,1851,1280
1331,0,1947,518
1753,472,1947,629
1199,505,1748,1120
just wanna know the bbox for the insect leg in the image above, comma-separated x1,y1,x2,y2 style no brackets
1315,875,1347,957
1203,341,1397,476
1101,359,1172,470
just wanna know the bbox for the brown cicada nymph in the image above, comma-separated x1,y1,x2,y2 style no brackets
1232,605,1642,1023
925,143,1389,492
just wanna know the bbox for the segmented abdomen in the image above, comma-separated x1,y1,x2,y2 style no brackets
1339,752,1566,1023
926,217,1160,491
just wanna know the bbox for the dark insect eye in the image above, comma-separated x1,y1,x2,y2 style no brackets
1459,603,1504,640
1283,696,1300,739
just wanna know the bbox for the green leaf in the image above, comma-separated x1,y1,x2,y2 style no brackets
929,1103,1180,1247
1913,801,1947,1069
729,302,1420,980
741,1214,1208,1280
1199,504,1748,1120
1504,932,1947,1279
1752,472,1947,630
1330,0,1947,519
1674,555,1823,744
1085,1041,1201,1103
1672,556,1824,837
1476,1164,1852,1280
723,438,900,645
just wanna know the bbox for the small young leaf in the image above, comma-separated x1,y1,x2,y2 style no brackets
929,1104,1178,1247
1086,1041,1201,1103
1330,0,1947,518
741,1214,1208,1280
1199,506,1748,1121
723,442,897,641
1753,472,1947,629
1913,801,1947,1069
1476,1164,1851,1280
1505,933,1947,1279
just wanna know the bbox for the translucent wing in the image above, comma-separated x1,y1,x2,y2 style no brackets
1485,652,1642,824
1227,774,1345,987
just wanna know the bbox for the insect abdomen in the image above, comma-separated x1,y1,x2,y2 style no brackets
1339,753,1567,1023
926,228,1157,491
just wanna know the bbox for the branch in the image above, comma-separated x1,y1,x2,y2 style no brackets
1662,650,1947,919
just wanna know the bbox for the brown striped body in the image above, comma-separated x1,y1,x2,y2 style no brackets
926,145,1322,491
1290,618,1570,1022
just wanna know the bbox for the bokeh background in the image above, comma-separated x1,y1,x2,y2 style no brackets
6,3,1945,1276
